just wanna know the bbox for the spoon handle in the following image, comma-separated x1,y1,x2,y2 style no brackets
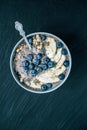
15,21,31,50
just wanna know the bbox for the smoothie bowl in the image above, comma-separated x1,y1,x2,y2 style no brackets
10,32,72,94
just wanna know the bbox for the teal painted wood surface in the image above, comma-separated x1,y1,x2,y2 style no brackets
0,0,87,130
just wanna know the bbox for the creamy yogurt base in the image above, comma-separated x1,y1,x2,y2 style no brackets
12,33,71,92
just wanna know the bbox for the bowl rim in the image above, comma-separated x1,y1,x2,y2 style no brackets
10,32,72,94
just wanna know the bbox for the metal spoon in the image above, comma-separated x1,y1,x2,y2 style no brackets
15,21,31,50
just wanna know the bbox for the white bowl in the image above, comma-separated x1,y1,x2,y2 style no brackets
10,32,72,94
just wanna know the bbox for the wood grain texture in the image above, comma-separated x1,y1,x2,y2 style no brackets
0,0,87,130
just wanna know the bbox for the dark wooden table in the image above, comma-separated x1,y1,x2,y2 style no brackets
0,0,87,130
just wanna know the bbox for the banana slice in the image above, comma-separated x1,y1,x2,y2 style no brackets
45,37,56,59
54,65,66,76
36,75,60,83
36,68,54,78
53,48,62,62
55,55,66,69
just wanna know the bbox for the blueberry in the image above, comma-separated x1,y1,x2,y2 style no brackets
58,74,65,80
56,42,63,48
34,59,41,66
27,54,34,61
41,64,48,70
36,66,43,73
28,37,33,45
63,60,69,67
43,57,50,64
41,84,47,91
23,66,29,73
29,63,35,70
46,83,52,89
22,60,29,67
36,53,43,59
29,69,37,77
48,61,55,68
41,35,46,41
61,48,68,55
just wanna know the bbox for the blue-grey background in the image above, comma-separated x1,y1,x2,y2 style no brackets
0,0,87,130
